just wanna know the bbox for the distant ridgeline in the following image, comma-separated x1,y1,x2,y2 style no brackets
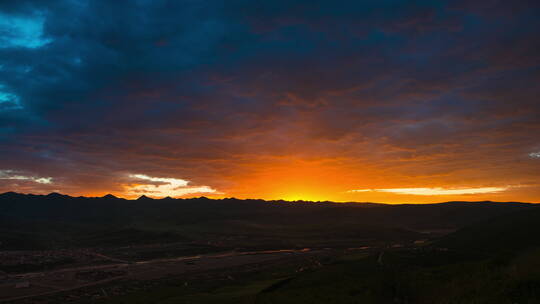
0,192,536,251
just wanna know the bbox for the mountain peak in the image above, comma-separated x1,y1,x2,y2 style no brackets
46,192,69,199
137,195,153,201
102,194,118,199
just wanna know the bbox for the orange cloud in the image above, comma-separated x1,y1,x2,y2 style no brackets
123,174,219,198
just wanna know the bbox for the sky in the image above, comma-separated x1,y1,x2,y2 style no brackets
0,0,539,203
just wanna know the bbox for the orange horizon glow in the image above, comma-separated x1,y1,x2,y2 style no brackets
2,155,539,204
53,157,539,204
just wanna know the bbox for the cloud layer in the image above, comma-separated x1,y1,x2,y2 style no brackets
0,0,539,202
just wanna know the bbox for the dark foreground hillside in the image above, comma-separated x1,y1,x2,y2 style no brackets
436,205,540,254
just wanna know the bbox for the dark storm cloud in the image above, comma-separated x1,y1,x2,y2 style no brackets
0,0,539,198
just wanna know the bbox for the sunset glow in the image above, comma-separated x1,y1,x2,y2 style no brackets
1,1,539,204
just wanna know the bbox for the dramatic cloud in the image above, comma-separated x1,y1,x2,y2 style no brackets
125,174,218,198
0,0,539,202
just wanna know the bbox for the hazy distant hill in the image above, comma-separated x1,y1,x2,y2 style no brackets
0,192,533,250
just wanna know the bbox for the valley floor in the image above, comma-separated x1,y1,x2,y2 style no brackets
3,243,539,304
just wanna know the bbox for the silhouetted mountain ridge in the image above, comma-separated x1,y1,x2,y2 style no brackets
0,191,530,205
0,192,534,250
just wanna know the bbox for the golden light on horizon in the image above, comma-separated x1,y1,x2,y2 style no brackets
223,158,356,202
13,157,536,204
